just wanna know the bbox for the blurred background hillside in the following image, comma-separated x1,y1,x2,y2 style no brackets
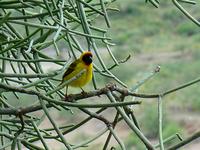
105,0,200,107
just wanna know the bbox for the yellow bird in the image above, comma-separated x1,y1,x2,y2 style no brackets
61,51,93,96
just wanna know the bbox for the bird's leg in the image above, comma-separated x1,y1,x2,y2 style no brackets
64,86,73,101
80,87,87,95
64,86,69,100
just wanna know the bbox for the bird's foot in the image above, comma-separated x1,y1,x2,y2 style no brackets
64,94,73,101
81,90,87,96
64,94,68,101
80,88,87,96
81,88,87,95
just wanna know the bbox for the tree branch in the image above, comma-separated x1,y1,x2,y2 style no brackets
1,74,200,116
167,131,200,150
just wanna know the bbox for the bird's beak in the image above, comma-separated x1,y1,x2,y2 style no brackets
89,56,93,63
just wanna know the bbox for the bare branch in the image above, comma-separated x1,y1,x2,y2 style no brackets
167,131,200,150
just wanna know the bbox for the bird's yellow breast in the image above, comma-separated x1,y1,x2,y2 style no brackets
63,61,93,87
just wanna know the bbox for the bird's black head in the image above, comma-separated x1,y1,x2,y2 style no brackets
81,52,93,66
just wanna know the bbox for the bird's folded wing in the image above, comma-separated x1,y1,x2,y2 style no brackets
62,60,78,79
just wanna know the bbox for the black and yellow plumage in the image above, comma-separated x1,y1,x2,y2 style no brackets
61,51,93,95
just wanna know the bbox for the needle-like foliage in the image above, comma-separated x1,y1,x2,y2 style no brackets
0,0,199,150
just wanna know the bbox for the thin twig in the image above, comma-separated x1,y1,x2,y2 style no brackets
167,131,200,150
106,91,155,150
103,112,120,150
158,96,164,150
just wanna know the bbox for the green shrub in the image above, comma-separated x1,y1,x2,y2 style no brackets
124,132,146,150
176,22,199,36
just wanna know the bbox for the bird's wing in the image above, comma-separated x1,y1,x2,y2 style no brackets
62,59,79,79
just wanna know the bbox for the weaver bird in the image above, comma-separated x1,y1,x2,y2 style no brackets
61,51,93,96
